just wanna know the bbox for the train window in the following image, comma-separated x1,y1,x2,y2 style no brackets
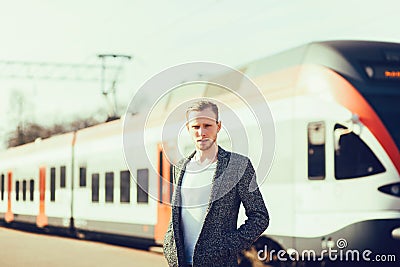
92,173,99,203
30,179,34,201
120,170,131,203
1,174,4,201
16,181,20,201
334,124,386,179
79,167,87,187
22,180,27,201
50,167,56,202
60,166,66,188
105,172,114,203
137,168,149,204
308,122,326,180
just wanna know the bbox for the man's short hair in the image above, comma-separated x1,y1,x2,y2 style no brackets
186,100,219,122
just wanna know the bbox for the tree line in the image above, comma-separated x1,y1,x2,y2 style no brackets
6,116,106,148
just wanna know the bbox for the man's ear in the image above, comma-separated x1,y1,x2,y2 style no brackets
217,121,221,132
186,122,189,131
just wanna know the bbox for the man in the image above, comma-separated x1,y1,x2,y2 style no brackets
163,100,269,267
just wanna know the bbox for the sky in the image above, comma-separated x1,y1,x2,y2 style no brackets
1,0,400,149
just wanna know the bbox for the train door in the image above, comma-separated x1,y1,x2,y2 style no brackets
36,166,48,227
5,171,14,222
292,120,330,253
154,144,173,244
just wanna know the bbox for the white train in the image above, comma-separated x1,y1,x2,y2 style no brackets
1,40,399,263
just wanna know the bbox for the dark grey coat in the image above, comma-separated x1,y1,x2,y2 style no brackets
163,146,269,267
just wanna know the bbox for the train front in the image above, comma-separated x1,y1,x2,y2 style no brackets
304,40,400,262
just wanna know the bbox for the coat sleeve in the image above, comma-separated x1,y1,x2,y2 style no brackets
227,158,270,253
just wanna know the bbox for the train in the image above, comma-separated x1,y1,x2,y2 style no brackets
1,40,399,265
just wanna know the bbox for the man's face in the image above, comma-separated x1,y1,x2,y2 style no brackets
186,108,221,151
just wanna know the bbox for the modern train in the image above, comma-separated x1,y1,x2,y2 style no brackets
1,40,399,265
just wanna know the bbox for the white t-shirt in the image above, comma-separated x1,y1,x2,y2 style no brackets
181,160,217,264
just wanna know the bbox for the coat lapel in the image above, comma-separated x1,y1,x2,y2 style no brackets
205,146,229,215
171,150,195,265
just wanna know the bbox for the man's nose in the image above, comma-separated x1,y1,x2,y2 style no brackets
198,126,206,136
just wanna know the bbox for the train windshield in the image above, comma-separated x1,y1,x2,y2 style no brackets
361,86,400,151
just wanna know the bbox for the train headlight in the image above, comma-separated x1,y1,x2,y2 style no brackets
391,185,400,195
378,183,400,197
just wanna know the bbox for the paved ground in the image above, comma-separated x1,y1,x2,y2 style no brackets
0,227,168,267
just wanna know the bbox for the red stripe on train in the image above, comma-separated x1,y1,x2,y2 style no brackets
5,171,14,223
36,166,48,227
301,65,400,174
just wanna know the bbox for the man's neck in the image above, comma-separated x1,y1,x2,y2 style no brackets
194,144,218,164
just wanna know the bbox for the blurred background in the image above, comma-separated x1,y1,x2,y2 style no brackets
1,1,399,267
1,0,399,149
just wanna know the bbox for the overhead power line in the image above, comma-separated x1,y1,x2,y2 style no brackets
97,54,132,119
0,60,119,81
0,55,132,120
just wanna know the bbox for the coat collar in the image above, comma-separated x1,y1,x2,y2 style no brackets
175,145,229,185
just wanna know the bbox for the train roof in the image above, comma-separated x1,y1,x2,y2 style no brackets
245,40,400,82
3,40,399,152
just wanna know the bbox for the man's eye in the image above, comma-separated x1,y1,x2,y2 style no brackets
193,126,200,129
